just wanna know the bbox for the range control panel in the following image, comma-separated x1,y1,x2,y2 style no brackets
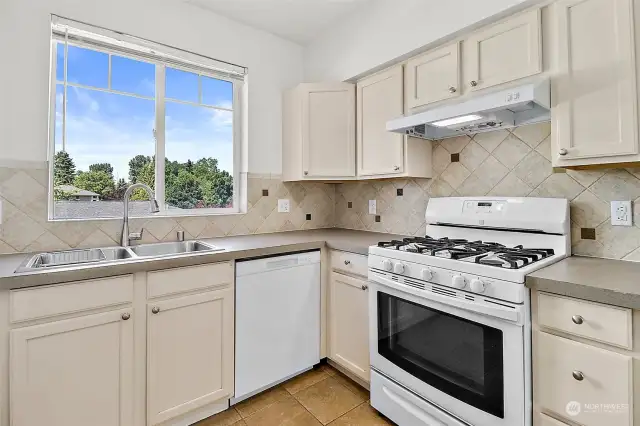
462,200,507,215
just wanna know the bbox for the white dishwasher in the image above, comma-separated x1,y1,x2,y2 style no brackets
233,250,321,403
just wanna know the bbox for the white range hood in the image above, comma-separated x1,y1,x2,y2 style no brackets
387,80,550,140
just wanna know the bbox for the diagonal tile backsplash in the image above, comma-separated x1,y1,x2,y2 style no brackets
0,170,335,255
4,121,640,262
335,122,640,261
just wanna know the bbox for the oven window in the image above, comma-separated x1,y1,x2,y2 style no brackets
378,292,504,418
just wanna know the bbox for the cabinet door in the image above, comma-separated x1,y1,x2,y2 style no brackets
357,65,405,176
147,288,234,425
536,332,631,426
301,83,356,178
406,42,460,109
329,272,370,382
464,9,541,91
553,0,638,162
11,309,134,426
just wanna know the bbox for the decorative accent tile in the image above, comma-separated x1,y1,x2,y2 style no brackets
581,227,596,240
450,153,460,162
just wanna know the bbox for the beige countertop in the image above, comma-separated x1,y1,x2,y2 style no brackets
526,256,640,309
0,229,403,290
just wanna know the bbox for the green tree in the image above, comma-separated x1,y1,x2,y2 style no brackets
191,158,233,207
89,163,114,180
114,178,128,200
166,170,203,209
74,171,115,199
130,161,155,201
53,151,76,185
128,155,152,183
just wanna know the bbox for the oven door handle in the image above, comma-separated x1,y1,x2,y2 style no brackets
370,275,520,323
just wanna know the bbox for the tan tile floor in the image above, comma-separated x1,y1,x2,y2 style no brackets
195,364,395,426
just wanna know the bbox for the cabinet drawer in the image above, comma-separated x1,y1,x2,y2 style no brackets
537,292,632,349
536,332,632,426
330,250,368,277
538,413,569,426
10,275,134,323
147,262,233,298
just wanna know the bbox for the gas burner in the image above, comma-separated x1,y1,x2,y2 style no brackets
375,236,555,269
472,247,555,269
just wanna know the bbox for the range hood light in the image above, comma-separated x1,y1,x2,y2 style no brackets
430,114,484,128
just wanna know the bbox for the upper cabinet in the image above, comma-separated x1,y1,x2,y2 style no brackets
283,83,356,181
405,42,461,109
552,0,639,167
357,65,433,178
463,9,542,92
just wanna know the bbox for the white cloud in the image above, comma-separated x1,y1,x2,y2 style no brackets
71,86,100,112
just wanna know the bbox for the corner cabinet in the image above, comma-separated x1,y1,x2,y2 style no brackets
10,309,135,426
357,65,432,178
283,83,356,181
551,0,640,167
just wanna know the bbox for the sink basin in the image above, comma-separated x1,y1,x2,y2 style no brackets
102,247,135,261
129,241,222,257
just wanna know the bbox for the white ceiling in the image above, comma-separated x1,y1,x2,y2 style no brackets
185,0,373,44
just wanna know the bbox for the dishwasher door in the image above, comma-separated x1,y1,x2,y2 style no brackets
234,251,321,402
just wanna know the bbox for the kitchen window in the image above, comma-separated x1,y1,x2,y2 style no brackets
49,17,245,220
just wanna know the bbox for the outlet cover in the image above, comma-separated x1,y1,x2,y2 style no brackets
611,201,633,226
278,199,290,213
369,200,377,215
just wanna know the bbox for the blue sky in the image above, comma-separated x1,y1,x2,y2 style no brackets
55,43,234,181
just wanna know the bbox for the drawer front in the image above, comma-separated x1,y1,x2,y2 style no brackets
147,262,233,298
10,275,134,323
330,250,368,277
537,292,632,349
536,332,632,426
538,413,569,426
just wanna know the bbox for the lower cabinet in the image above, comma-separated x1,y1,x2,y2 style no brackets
147,287,234,425
10,309,135,426
329,271,370,382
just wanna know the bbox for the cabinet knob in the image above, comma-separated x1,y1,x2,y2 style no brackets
304,171,309,176
572,370,584,381
151,307,160,314
121,313,131,321
344,260,351,265
361,285,368,291
393,166,400,171
559,148,568,156
572,315,584,325
449,86,457,93
470,80,478,87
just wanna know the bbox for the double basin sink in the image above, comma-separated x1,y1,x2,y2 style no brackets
17,241,223,272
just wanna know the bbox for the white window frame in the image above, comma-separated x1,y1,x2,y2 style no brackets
48,25,245,220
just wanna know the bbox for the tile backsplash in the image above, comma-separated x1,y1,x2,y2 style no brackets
3,122,640,261
335,122,640,261
0,169,334,254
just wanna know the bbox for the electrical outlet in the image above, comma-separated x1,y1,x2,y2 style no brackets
369,200,377,215
611,201,633,226
277,199,290,213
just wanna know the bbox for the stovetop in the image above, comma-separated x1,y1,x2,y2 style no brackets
377,236,555,270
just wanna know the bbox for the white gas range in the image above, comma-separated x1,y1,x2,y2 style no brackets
368,197,570,426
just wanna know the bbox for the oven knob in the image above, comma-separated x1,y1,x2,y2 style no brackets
394,262,405,274
421,268,433,280
470,279,486,293
382,259,393,271
451,275,466,289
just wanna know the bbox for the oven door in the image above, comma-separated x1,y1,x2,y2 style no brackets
369,275,527,426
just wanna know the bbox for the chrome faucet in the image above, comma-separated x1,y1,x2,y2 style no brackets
121,183,160,247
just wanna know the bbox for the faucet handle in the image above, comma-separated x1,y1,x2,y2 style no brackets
129,229,144,241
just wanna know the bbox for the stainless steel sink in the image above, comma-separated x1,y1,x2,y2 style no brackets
129,241,222,257
15,241,222,273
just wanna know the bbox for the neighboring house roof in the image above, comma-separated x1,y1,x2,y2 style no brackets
55,185,100,197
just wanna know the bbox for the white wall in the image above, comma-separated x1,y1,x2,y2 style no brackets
0,0,303,174
304,0,541,82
